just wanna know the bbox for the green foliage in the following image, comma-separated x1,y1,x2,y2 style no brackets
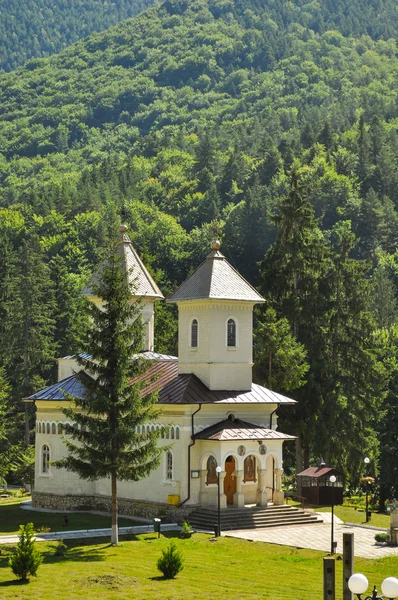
9,522,42,581
54,539,68,557
0,0,154,72
53,231,165,544
157,542,184,579
375,532,390,543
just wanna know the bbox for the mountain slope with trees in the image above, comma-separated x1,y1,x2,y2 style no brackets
1,0,398,499
0,0,155,73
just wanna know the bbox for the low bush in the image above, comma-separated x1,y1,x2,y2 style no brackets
157,542,184,579
9,523,42,581
375,533,390,543
54,539,68,556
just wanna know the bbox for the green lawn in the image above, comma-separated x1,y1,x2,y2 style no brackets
0,532,397,600
316,505,390,529
0,497,140,535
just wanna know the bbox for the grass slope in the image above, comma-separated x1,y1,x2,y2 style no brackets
0,497,139,536
0,532,397,600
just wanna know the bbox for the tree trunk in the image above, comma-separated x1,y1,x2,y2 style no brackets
111,472,118,545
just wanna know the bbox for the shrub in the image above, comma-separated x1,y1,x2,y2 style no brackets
9,523,42,581
375,533,390,543
157,543,184,579
54,539,68,556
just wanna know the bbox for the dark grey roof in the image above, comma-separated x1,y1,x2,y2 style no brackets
193,418,296,441
25,372,94,402
167,247,264,303
26,361,296,406
82,226,164,300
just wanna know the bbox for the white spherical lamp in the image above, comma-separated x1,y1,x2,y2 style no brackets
215,466,222,474
348,574,369,595
364,456,370,465
330,475,336,484
381,577,398,599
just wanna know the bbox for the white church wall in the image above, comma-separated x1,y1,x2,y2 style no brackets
177,301,254,390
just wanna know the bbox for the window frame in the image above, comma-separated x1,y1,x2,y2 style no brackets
190,317,199,349
226,317,238,349
41,444,51,476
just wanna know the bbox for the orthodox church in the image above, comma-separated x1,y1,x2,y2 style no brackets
27,226,296,518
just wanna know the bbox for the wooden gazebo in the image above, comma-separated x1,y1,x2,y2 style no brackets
297,466,344,506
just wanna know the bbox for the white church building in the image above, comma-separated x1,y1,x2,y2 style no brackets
27,226,296,519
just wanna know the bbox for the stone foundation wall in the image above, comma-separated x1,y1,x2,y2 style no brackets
32,491,197,523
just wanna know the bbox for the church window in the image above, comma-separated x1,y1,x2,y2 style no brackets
41,445,50,475
176,427,180,440
206,456,218,485
191,319,198,348
38,422,41,433
166,451,173,480
244,455,256,482
57,423,62,434
46,423,50,434
51,423,56,434
171,427,175,440
227,319,236,347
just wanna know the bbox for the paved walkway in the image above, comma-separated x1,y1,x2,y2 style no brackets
226,513,396,559
0,523,180,545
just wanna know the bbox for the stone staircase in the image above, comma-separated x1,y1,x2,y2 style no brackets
188,504,322,532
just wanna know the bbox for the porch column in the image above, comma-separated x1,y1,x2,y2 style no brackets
233,469,244,507
219,471,227,509
199,469,208,506
256,468,268,507
273,468,284,505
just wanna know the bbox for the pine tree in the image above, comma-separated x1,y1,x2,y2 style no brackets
54,234,164,545
254,305,309,392
9,522,42,581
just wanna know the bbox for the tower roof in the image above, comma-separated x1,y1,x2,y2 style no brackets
82,225,164,301
167,241,264,303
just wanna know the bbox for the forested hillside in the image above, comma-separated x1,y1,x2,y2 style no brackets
0,0,154,73
1,0,398,501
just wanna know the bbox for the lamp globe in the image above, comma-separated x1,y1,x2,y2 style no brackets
364,457,370,464
216,466,222,474
348,574,369,595
330,475,337,483
381,577,398,598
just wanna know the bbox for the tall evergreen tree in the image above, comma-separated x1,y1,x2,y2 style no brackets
54,234,164,545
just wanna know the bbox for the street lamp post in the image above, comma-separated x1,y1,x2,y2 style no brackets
364,457,370,523
329,474,337,554
349,574,398,600
216,465,222,537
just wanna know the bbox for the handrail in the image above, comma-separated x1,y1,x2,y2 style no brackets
284,492,307,506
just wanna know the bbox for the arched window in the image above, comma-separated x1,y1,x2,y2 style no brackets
46,423,50,434
57,423,62,435
243,455,256,482
38,422,41,434
51,423,56,434
176,427,180,440
206,456,218,485
166,451,173,480
41,445,50,474
227,318,236,348
171,427,175,440
191,319,198,348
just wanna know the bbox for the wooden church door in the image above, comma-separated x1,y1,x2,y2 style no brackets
224,456,236,505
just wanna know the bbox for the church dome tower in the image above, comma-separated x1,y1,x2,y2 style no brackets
167,241,264,391
82,224,164,351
